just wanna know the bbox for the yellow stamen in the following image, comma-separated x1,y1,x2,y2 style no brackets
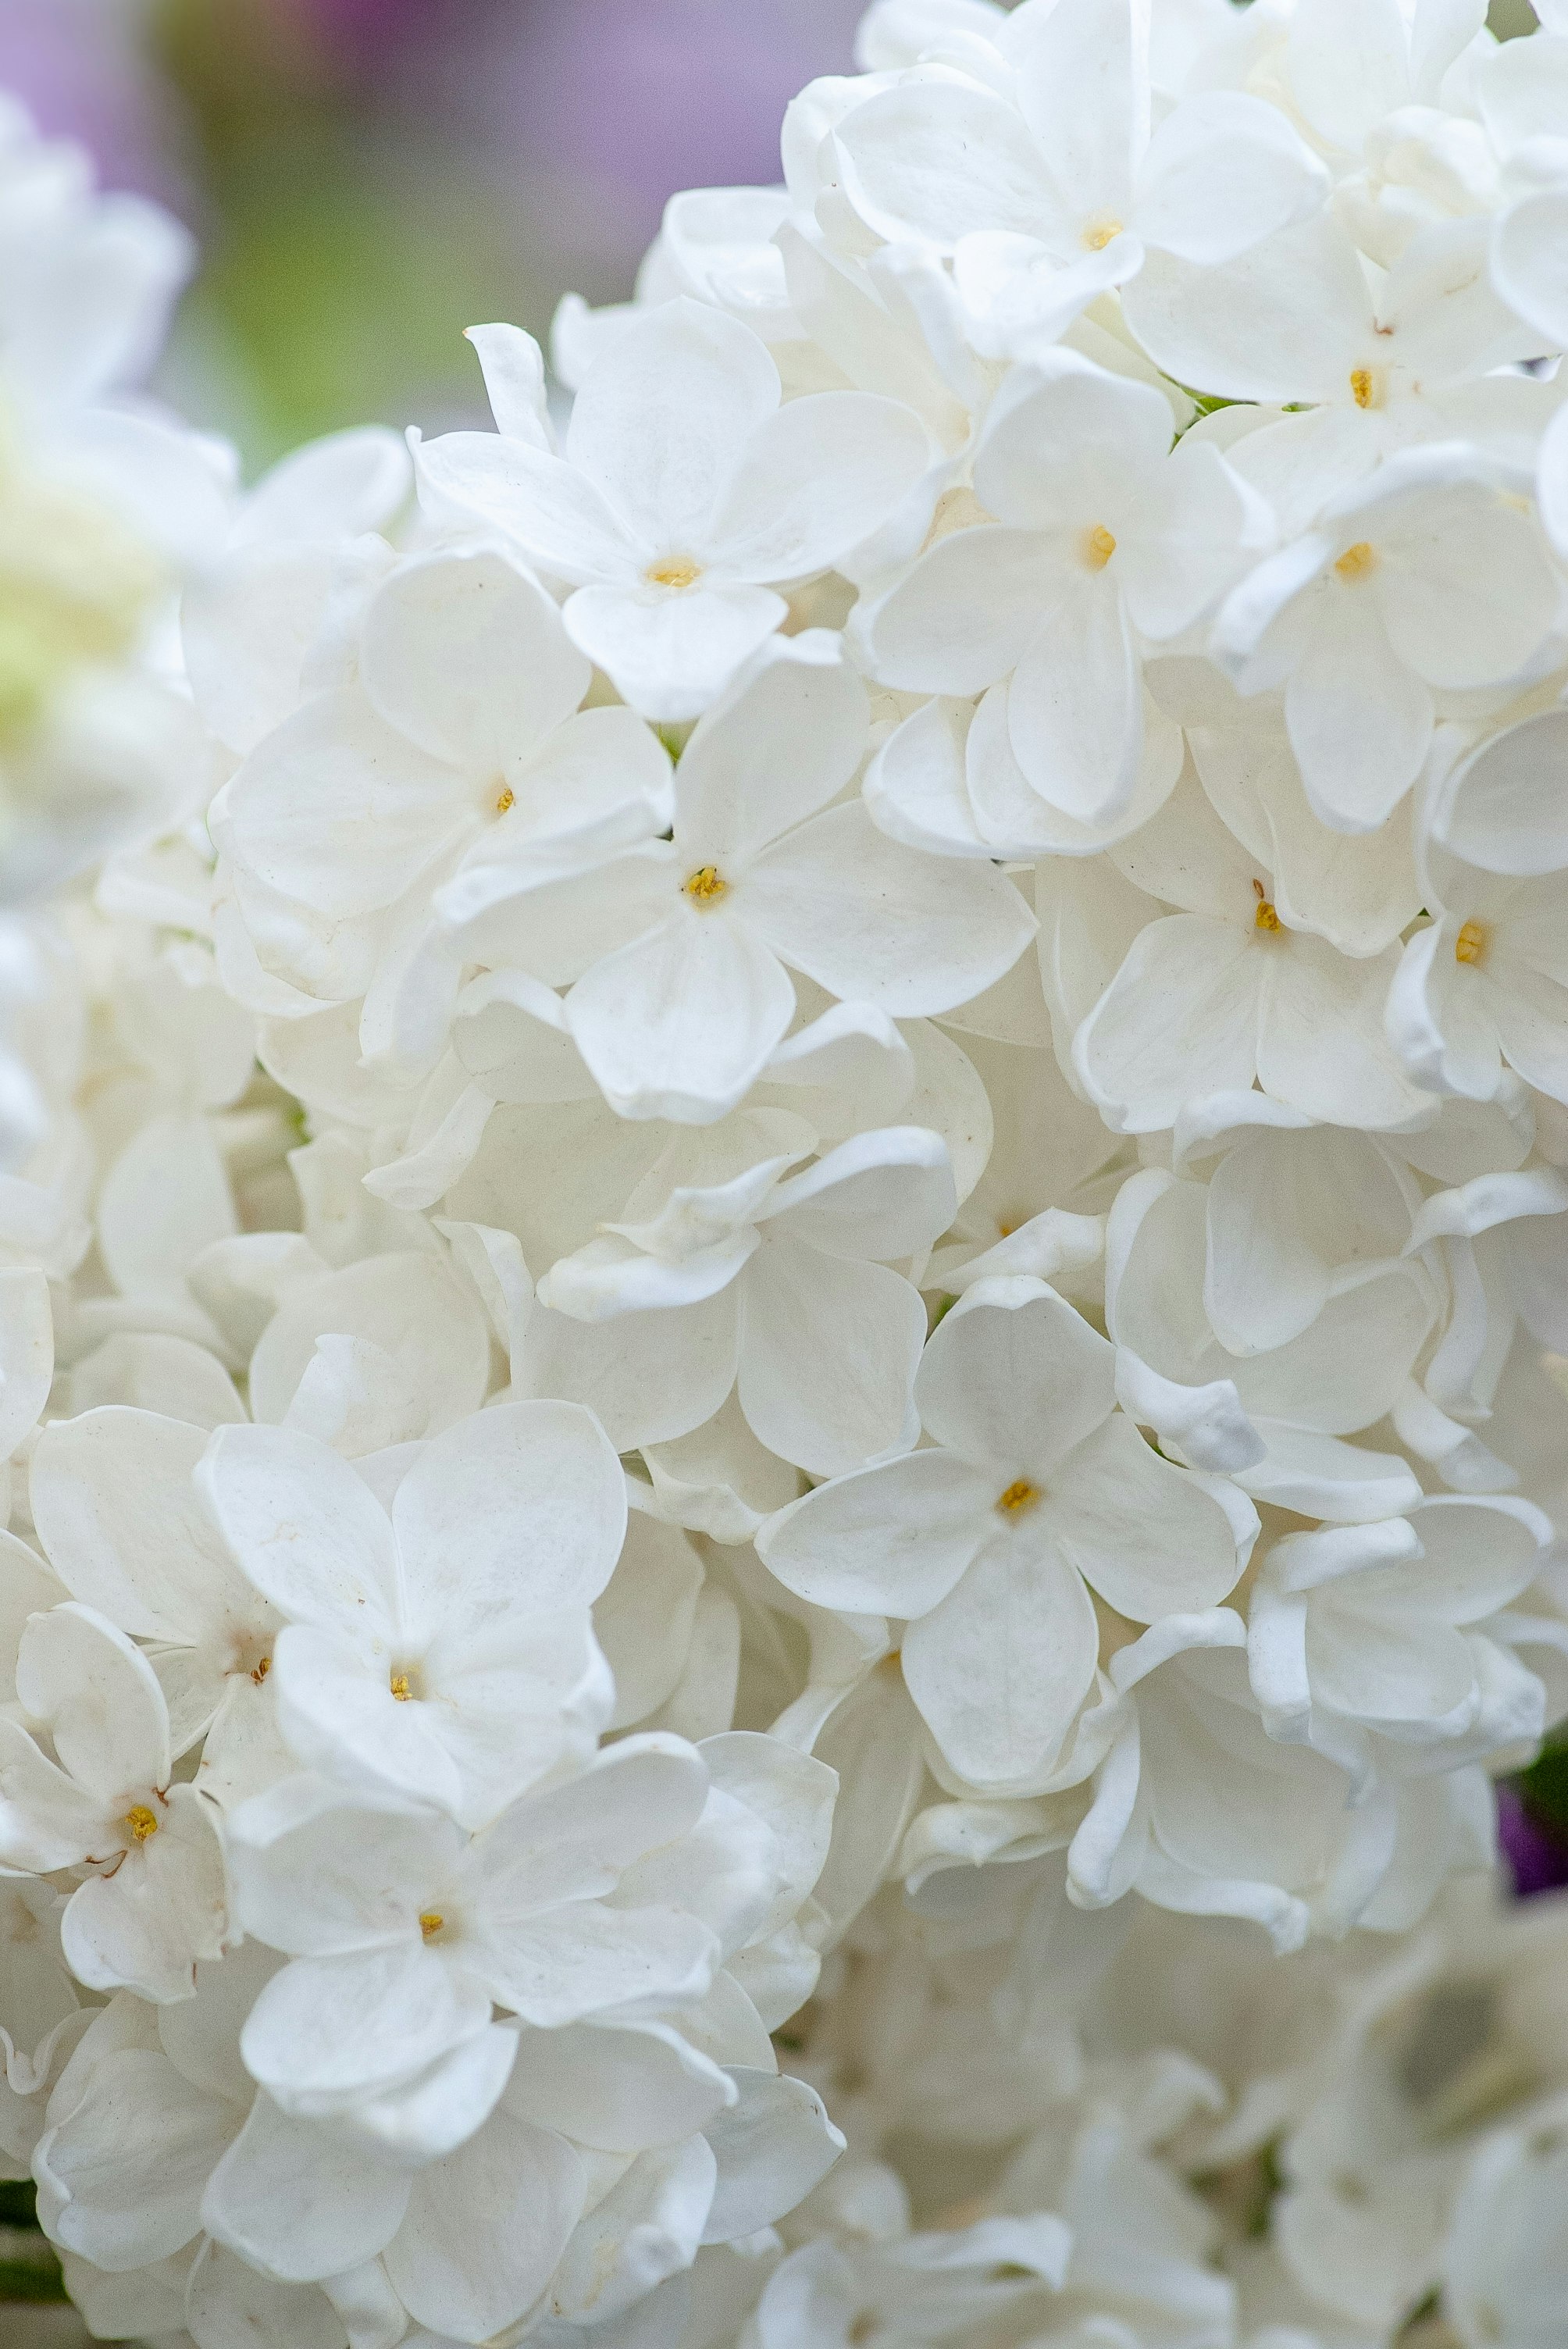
390,1672,412,1702
1253,877,1281,933
1083,220,1123,251
251,1656,270,1687
1084,523,1117,571
124,1805,159,1844
647,556,702,590
996,1478,1042,1517
419,1911,445,1941
1349,367,1379,410
1456,918,1488,966
494,786,515,815
683,864,728,906
1335,540,1378,582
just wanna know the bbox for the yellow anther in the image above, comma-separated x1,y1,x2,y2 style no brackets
1253,877,1281,933
683,864,728,906
494,786,515,815
251,1655,270,1687
419,1911,445,1942
996,1478,1042,1517
647,556,702,590
390,1672,412,1702
1084,523,1117,571
1083,219,1123,251
124,1805,159,1844
1349,367,1379,410
1335,540,1378,582
1456,918,1489,966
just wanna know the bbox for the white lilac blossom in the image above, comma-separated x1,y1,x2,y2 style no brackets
9,0,1568,2342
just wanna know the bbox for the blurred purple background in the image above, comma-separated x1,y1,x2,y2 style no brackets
0,0,867,458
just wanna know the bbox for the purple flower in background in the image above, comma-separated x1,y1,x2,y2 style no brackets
0,0,187,206
382,0,867,295
1498,1784,1568,1898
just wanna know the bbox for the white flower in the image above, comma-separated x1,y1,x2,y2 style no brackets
832,0,1327,279
439,634,1035,1125
416,299,932,720
1066,1610,1361,1952
1107,1169,1434,1521
1212,446,1560,833
1072,765,1431,1135
0,1602,227,2001
1248,1496,1552,1772
226,1736,733,2127
529,1121,957,1475
29,1404,280,1805
864,352,1260,827
759,1274,1250,1791
198,1399,624,1826
1389,710,1568,1107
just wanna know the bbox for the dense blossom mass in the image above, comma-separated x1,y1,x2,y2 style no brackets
2,0,1568,2343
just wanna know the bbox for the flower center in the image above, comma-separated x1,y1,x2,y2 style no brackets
1455,918,1489,966
647,555,703,590
996,1478,1042,1517
1083,523,1117,571
124,1804,159,1844
683,864,728,907
1253,879,1282,933
1349,366,1384,410
419,1910,446,1942
494,786,515,815
1082,219,1123,251
1335,540,1378,583
390,1668,418,1702
251,1654,271,1687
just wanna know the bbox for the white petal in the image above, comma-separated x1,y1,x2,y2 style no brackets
565,579,788,724
415,430,634,583
1135,91,1328,266
567,908,796,1125
902,1532,1100,1789
241,1944,491,2112
700,2069,845,2243
226,690,466,918
1493,187,1568,350
202,2093,410,2282
567,298,781,553
394,1397,625,1638
387,2110,585,2342
917,1274,1115,1476
361,547,590,772
675,633,869,868
1285,602,1433,834
198,1424,401,1638
1123,214,1368,406
1052,1414,1243,1620
743,800,1036,1016
709,391,930,582
1074,916,1260,1134
17,1602,170,1804
864,525,1056,696
31,1406,255,1657
738,1236,924,1477
836,82,1056,251
1007,571,1145,827
508,2017,733,2153
757,1449,993,1618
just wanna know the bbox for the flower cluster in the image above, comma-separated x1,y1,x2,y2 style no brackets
3,0,1568,2343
